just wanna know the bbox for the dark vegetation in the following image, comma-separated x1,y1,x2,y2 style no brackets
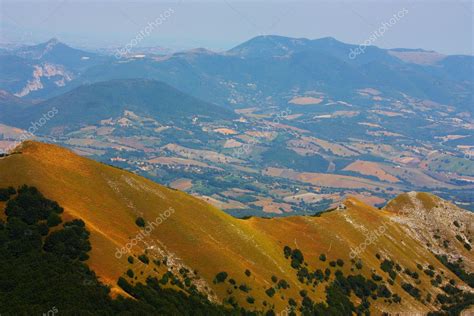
429,284,474,315
435,255,474,287
1,184,472,314
0,186,246,315
135,217,146,227
282,246,402,314
0,186,15,201
214,272,228,283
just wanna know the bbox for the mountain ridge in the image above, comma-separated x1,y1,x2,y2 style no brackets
1,141,472,314
2,36,473,111
0,79,235,132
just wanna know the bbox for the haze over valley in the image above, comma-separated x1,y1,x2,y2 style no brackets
0,1,473,314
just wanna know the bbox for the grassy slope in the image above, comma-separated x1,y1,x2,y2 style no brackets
0,141,469,313
384,192,474,272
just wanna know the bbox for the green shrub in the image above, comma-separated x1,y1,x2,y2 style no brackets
401,283,421,300
392,293,402,303
372,274,383,282
290,249,304,268
135,217,146,227
389,270,397,280
43,219,91,261
380,259,394,272
138,254,149,264
0,186,16,201
377,285,391,298
6,185,63,225
265,288,276,297
314,269,324,281
214,272,228,283
277,279,289,289
47,212,62,227
37,223,49,236
239,284,250,292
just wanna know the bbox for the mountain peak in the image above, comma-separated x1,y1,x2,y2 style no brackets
227,35,310,57
46,37,60,45
384,191,474,269
13,37,99,66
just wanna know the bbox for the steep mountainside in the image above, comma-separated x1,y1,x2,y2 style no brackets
385,192,474,272
66,35,473,113
0,79,235,133
0,141,472,314
2,36,471,113
0,39,108,98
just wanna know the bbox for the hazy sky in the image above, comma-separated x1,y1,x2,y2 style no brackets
1,0,473,55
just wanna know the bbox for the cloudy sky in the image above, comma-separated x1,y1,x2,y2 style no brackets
1,0,472,54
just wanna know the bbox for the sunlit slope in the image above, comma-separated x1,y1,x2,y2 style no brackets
0,141,301,308
248,198,472,314
0,141,470,313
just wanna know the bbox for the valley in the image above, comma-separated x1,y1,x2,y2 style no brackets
2,81,472,216
1,37,472,216
0,32,473,314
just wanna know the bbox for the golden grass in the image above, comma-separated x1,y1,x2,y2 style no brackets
0,141,468,313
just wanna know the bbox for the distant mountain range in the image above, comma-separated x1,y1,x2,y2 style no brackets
0,36,472,216
1,35,473,314
1,36,472,114
13,38,102,69
0,38,106,98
